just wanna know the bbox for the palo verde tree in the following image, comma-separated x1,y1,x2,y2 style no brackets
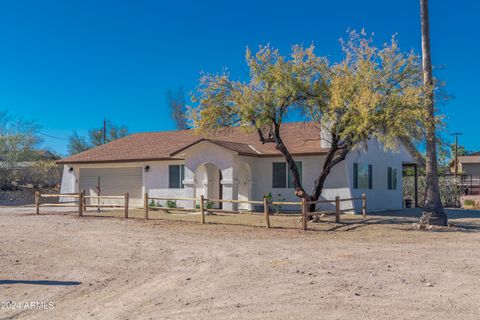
191,31,426,210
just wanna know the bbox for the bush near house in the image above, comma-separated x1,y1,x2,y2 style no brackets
403,175,462,208
166,200,177,209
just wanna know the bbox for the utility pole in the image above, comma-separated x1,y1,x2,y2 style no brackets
103,119,107,144
451,132,463,178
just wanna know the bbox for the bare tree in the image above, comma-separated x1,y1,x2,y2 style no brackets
68,121,128,155
419,0,447,225
166,87,189,130
0,110,41,189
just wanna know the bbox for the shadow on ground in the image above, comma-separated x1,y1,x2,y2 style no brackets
364,208,480,232
0,280,81,286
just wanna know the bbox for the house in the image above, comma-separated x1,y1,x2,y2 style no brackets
450,153,480,195
58,122,420,212
453,152,480,176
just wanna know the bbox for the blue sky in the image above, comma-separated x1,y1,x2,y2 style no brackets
1,0,478,155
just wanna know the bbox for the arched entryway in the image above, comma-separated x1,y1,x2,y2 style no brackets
238,162,252,210
194,163,222,209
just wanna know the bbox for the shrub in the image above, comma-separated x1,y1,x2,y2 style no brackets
403,175,462,208
263,192,285,213
196,200,214,209
149,199,157,208
166,200,177,208
464,199,476,207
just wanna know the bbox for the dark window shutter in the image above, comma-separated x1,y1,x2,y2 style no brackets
387,167,392,190
368,165,373,189
353,163,358,189
180,165,185,188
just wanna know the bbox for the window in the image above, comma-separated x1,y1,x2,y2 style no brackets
272,161,302,188
272,162,287,188
353,163,372,189
169,165,185,188
387,167,397,190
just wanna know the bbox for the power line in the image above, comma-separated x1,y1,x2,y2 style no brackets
38,132,69,141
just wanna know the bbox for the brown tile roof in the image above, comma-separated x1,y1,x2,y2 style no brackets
58,122,328,164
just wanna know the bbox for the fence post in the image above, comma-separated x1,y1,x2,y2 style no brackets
200,195,205,224
78,192,83,217
362,193,367,218
335,196,340,223
124,192,129,219
301,198,307,231
35,191,40,215
144,192,149,220
263,197,270,228
82,190,86,212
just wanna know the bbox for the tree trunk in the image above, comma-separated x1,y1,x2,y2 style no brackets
419,0,447,226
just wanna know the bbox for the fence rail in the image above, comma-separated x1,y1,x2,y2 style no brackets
35,191,366,231
143,193,367,231
35,191,129,217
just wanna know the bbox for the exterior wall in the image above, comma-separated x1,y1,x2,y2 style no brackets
60,137,416,213
345,138,416,212
461,163,480,176
241,155,351,212
144,160,192,208
183,142,239,210
60,164,77,194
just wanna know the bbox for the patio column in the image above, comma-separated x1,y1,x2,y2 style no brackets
183,166,196,209
220,167,238,211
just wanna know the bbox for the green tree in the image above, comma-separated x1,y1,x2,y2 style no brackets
419,0,447,226
191,31,426,209
0,110,41,189
68,121,128,155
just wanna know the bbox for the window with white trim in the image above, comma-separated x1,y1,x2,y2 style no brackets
272,161,302,188
169,164,185,188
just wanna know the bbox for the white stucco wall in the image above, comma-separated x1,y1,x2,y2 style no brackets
241,155,351,212
345,138,416,212
60,137,416,213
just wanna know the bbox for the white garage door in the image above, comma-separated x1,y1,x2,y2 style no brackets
79,167,143,207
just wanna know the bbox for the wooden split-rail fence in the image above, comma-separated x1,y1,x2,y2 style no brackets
35,191,366,231
144,193,367,231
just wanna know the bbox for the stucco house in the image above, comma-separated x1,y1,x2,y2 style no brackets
58,122,419,212
450,153,480,176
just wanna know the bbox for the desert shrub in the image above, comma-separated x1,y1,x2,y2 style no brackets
403,175,461,208
149,199,162,208
263,192,286,213
166,200,177,208
463,199,476,207
27,160,62,188
206,200,214,209
196,200,214,209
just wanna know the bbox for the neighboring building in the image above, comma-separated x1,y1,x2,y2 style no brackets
58,122,419,212
455,153,480,176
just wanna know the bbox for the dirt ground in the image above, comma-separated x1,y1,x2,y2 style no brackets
1,207,480,320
